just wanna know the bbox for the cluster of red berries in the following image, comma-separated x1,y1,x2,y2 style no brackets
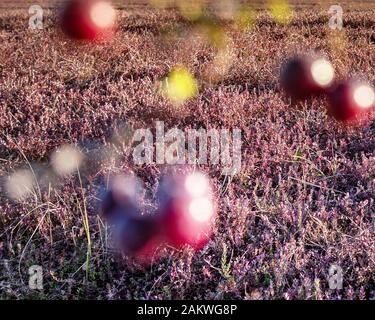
281,54,375,122
101,172,215,263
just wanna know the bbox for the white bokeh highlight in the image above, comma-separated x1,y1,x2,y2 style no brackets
311,58,335,87
353,84,375,109
51,145,83,176
90,1,116,28
5,169,36,201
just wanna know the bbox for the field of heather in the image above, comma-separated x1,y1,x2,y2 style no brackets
0,1,374,300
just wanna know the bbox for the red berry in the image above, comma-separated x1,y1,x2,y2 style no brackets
281,55,335,99
157,172,215,250
117,214,163,263
60,0,116,41
100,175,164,264
100,175,141,222
327,80,375,122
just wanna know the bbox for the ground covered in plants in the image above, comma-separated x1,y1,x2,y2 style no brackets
0,1,374,299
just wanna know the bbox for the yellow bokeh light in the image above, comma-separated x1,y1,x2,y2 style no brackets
235,5,257,30
268,0,293,25
209,26,226,49
196,18,227,49
148,0,171,9
177,0,204,21
162,67,198,105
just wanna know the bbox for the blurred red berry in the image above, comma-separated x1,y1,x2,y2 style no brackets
100,175,165,263
281,55,335,99
157,172,215,250
60,0,116,41
100,175,141,222
327,80,375,122
117,214,163,264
